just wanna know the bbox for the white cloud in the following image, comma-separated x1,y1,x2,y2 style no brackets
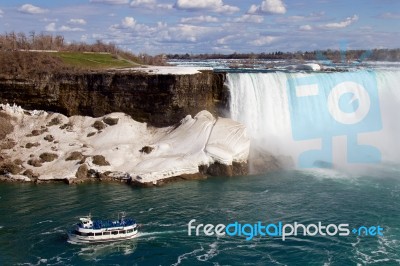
121,17,137,28
248,5,259,14
175,0,240,14
130,0,173,10
107,19,219,45
276,12,325,23
40,18,59,22
59,25,85,32
299,24,312,31
378,12,400,20
249,0,286,15
163,24,220,43
81,34,89,41
90,0,129,4
68,18,87,25
181,15,219,23
109,20,166,42
322,15,358,29
45,22,84,32
234,14,264,23
109,17,159,33
216,34,238,45
45,23,56,31
212,45,234,53
249,35,278,46
18,4,48,14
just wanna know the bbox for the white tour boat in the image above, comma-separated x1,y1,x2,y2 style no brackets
68,212,138,243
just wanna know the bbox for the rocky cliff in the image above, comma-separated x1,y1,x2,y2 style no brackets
0,70,228,127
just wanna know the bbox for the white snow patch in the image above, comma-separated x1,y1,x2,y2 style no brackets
0,104,250,184
122,66,213,75
206,117,250,164
286,63,321,71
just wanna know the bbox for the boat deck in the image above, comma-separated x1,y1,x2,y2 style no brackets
78,219,136,229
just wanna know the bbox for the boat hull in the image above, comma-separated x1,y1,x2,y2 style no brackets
68,231,139,244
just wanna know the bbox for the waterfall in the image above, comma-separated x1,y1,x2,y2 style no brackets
226,70,400,168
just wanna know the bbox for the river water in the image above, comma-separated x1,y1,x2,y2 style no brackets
1,169,399,265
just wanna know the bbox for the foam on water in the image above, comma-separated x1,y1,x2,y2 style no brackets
36,220,53,225
196,241,220,262
172,246,205,266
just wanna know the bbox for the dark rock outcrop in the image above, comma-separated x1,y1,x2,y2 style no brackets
103,117,119,126
130,172,207,187
75,164,89,179
39,152,59,162
66,151,84,161
92,155,110,166
205,161,249,177
0,112,14,141
0,71,228,127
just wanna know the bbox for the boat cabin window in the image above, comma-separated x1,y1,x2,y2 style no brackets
127,229,133,233
75,231,90,236
119,230,126,234
88,233,94,236
103,232,111,235
112,231,118,235
95,233,102,236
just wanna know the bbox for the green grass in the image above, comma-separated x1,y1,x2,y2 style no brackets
53,52,140,69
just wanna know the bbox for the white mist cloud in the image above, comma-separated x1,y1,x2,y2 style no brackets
249,0,287,15
45,22,56,31
175,0,240,14
163,24,220,43
249,35,278,46
121,17,137,28
18,4,48,14
322,15,359,29
234,14,264,23
181,15,219,23
90,0,129,4
299,25,312,31
68,19,87,25
45,22,84,32
59,25,85,32
378,12,400,20
130,0,173,10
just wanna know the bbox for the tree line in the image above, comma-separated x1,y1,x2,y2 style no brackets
0,32,168,77
168,49,400,62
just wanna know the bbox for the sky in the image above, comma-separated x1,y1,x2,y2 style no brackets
0,0,399,54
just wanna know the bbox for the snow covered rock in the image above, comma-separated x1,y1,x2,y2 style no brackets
0,104,250,186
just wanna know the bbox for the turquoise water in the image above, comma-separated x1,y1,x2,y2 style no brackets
0,169,399,265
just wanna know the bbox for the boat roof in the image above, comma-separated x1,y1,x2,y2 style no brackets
79,217,92,222
77,217,136,229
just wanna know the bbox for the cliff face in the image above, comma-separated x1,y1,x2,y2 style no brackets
0,70,228,127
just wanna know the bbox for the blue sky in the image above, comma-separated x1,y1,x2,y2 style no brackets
0,0,399,54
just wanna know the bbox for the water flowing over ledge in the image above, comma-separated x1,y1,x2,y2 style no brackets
226,70,400,169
